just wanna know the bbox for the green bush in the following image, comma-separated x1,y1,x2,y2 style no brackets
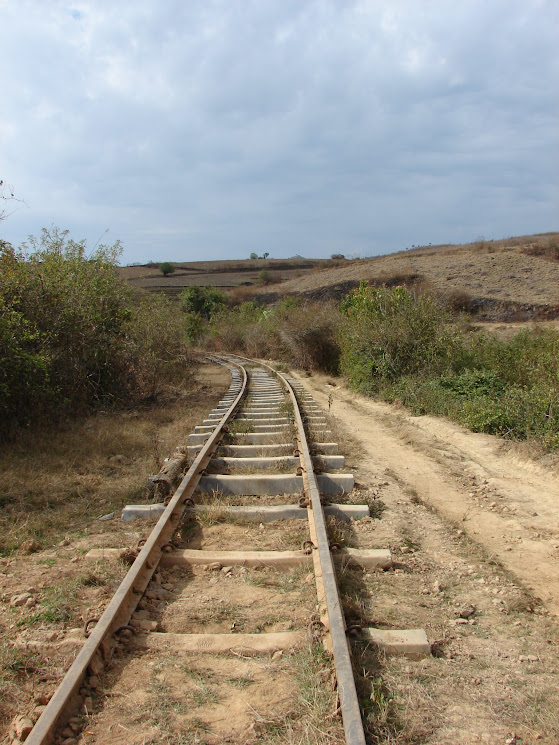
339,283,461,392
159,262,175,276
0,228,190,438
179,286,226,320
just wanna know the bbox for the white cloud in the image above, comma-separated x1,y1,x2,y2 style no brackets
0,0,557,262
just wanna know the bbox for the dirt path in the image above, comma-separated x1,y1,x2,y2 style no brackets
291,369,559,743
293,370,559,616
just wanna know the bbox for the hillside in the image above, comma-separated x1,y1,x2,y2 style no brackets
122,233,559,320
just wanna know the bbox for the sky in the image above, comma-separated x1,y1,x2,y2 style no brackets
1,0,557,265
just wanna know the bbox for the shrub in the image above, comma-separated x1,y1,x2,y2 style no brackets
179,286,226,320
257,269,274,285
339,283,461,393
126,292,190,397
207,298,341,373
0,228,191,437
159,262,175,276
275,299,341,373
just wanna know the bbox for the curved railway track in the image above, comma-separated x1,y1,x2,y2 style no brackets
23,356,429,745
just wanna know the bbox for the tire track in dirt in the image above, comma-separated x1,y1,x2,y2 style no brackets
292,372,559,616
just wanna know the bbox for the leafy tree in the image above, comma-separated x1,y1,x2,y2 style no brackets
159,261,175,276
250,252,258,260
262,252,269,259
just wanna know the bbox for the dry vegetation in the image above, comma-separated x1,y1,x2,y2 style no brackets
0,361,230,739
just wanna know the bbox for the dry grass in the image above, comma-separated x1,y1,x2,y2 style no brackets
0,361,230,555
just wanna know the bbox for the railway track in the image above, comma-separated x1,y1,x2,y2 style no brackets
23,356,429,745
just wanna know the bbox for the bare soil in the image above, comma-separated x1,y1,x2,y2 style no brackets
4,358,559,744
291,368,559,743
274,234,559,312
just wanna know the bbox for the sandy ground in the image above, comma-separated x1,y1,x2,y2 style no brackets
292,370,559,616
289,368,559,743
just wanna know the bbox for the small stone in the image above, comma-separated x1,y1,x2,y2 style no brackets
13,716,34,740
532,512,538,517
82,696,93,713
527,655,539,662
454,618,469,625
207,562,222,571
459,605,476,619
25,597,37,608
88,675,100,689
456,530,464,538
433,581,442,594
400,546,410,554
271,650,283,661
31,706,47,721
97,513,114,521
11,592,32,607
259,523,265,530
505,736,517,745
34,694,50,705
88,654,103,676
221,566,233,575
58,538,70,547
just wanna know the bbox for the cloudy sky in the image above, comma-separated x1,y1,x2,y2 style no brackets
1,0,557,264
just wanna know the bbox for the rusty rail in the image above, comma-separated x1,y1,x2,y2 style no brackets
226,355,367,745
26,359,247,745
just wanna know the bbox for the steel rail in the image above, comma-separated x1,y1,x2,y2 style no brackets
226,356,366,745
26,359,247,745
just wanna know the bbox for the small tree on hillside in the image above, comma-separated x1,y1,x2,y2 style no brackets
159,262,175,276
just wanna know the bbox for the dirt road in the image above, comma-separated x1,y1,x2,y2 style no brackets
292,369,559,743
294,370,559,616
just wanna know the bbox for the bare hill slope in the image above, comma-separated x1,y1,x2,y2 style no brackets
122,233,559,320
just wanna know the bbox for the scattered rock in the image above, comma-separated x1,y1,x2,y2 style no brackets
271,650,283,661
459,604,476,619
88,675,100,689
400,546,411,554
221,566,233,575
25,597,37,608
456,530,464,538
82,696,93,713
454,618,469,625
97,513,114,521
433,581,443,594
519,654,540,662
11,592,32,607
12,715,34,741
207,562,222,571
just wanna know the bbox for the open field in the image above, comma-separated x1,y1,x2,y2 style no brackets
119,258,326,296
